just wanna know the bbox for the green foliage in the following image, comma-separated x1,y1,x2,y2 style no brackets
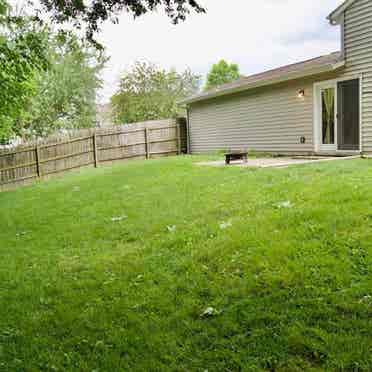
205,59,240,91
0,0,106,142
111,61,200,124
37,0,205,43
0,0,7,19
0,157,372,370
20,34,106,137
0,0,198,142
0,9,49,142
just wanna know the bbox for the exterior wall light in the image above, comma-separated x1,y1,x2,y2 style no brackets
298,89,305,98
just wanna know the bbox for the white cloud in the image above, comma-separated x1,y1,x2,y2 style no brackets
97,0,344,103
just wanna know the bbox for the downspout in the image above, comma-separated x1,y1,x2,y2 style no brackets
360,73,363,154
186,106,191,154
340,14,345,60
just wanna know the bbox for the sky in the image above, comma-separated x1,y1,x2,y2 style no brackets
97,0,344,103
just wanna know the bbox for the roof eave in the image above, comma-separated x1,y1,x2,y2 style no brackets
327,12,343,25
327,0,356,24
179,61,345,105
327,15,342,25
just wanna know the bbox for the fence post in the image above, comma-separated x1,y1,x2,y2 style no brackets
92,133,98,167
176,122,181,155
145,128,150,159
35,145,41,177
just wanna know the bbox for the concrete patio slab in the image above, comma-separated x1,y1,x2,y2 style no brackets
197,156,360,169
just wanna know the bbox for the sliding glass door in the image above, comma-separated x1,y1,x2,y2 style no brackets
337,79,360,151
315,78,360,153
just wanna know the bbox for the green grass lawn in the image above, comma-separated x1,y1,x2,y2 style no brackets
1,156,372,371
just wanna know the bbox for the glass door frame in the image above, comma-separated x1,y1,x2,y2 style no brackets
314,81,338,152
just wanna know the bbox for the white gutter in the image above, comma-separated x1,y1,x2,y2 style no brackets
179,61,345,105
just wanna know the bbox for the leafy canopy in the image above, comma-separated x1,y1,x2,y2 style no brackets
0,0,200,142
0,0,106,142
20,34,106,138
0,3,49,142
205,60,240,91
37,0,205,42
111,61,201,124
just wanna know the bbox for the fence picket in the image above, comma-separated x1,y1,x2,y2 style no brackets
92,134,98,168
145,128,150,159
0,118,187,190
35,146,41,177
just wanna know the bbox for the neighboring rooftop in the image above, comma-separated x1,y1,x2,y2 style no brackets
180,52,344,105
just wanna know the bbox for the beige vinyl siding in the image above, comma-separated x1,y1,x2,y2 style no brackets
188,75,335,154
341,0,372,151
188,0,372,154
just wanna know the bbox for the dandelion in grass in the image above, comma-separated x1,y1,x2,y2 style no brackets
111,215,128,222
201,307,221,318
167,225,176,233
359,295,372,304
16,231,29,237
219,220,232,230
275,201,293,209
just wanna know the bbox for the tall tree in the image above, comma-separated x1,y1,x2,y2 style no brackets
205,60,240,91
0,1,106,142
20,34,106,137
0,0,202,141
111,61,201,124
0,1,49,142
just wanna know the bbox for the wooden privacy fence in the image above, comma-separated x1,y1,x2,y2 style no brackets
0,118,187,190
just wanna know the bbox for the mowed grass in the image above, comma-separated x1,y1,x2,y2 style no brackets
1,155,372,371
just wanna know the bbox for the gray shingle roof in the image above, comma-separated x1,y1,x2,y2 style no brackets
180,52,344,105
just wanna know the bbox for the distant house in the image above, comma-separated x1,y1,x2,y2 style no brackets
181,0,371,155
96,103,114,127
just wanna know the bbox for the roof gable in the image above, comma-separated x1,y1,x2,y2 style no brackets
180,52,344,105
328,0,358,24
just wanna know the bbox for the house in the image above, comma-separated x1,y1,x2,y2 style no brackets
181,0,372,155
